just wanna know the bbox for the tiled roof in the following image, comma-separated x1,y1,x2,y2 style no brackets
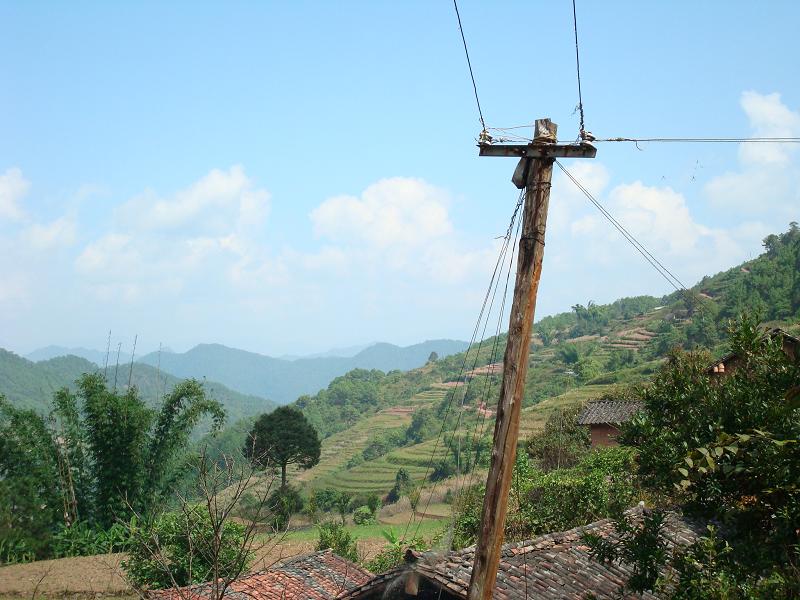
576,399,641,425
707,327,800,374
148,550,372,600
338,509,701,600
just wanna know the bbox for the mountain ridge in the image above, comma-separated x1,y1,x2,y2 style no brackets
137,339,469,404
0,349,275,424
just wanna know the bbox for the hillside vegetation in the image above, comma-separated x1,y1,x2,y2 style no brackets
284,224,800,499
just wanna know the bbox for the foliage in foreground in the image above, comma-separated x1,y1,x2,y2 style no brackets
0,374,225,562
123,510,250,590
365,528,428,574
589,315,800,597
526,404,591,472
451,447,639,549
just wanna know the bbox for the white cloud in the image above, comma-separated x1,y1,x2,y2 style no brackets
0,167,29,221
610,182,715,256
308,177,504,285
739,91,800,165
75,233,136,274
706,92,800,218
74,166,277,304
311,177,453,249
549,162,609,235
21,216,77,250
118,165,270,232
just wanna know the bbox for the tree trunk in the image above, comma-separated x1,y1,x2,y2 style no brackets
281,463,287,488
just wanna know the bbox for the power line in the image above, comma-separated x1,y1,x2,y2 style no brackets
596,136,800,144
557,160,724,335
571,0,586,138
483,129,800,145
400,191,524,544
555,160,688,292
412,194,524,542
452,0,486,132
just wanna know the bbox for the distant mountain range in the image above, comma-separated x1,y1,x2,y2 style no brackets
26,345,134,365
0,349,275,423
136,340,468,404
19,339,468,408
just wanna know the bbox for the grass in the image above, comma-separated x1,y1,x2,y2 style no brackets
278,518,446,543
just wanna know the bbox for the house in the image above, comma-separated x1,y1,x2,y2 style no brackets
708,327,799,376
338,508,700,599
575,399,641,447
148,550,372,600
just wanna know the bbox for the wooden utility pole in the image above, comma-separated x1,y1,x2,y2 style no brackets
467,119,595,600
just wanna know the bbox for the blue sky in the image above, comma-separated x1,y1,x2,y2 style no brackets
1,1,798,357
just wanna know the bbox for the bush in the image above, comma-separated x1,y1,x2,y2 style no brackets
267,485,304,531
452,451,639,547
361,429,406,461
315,521,358,563
526,405,590,472
52,521,130,558
123,510,250,590
366,493,381,515
430,458,456,482
366,528,426,573
315,488,341,513
386,468,411,504
0,537,35,565
352,506,375,525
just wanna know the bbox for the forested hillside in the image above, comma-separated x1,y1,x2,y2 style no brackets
283,224,800,498
137,339,468,404
0,350,275,422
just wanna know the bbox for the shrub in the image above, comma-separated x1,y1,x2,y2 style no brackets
52,521,131,558
315,488,341,513
123,509,250,590
386,468,411,504
452,452,639,547
366,493,381,515
526,405,590,472
430,458,456,482
0,537,35,565
352,506,375,525
366,528,426,573
267,485,304,531
315,521,358,563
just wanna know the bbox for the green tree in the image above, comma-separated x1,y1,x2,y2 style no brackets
244,406,321,488
0,374,226,557
72,374,225,527
621,314,800,590
0,397,61,560
386,468,412,504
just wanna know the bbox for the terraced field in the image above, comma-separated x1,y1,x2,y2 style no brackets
295,410,411,485
311,434,452,494
299,388,448,493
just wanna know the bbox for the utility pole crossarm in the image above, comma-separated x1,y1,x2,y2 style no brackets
478,142,596,159
467,118,596,600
